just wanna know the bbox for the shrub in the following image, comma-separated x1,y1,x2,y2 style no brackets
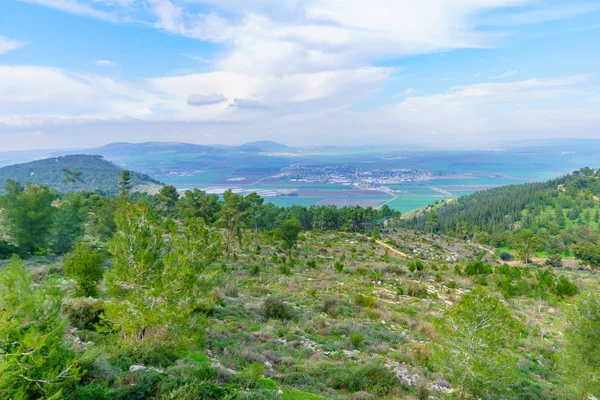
350,331,366,348
407,283,429,298
63,297,104,330
0,240,25,259
223,281,239,297
321,297,339,316
464,260,493,276
545,254,563,269
354,294,377,308
408,259,424,272
261,298,293,320
499,251,514,261
68,383,111,400
334,260,344,273
553,276,578,297
278,263,292,276
63,243,105,297
307,259,317,269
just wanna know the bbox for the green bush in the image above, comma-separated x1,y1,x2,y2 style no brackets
553,276,578,297
407,283,429,298
354,294,377,308
261,298,293,320
465,260,493,276
408,259,424,272
63,242,105,297
334,260,344,273
0,240,25,259
63,297,104,330
350,331,366,348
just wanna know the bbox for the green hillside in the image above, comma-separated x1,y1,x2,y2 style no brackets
405,167,600,262
0,154,161,194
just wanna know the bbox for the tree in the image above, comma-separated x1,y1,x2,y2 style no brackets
172,217,222,269
51,193,87,254
0,256,81,398
278,219,302,257
218,190,249,256
103,202,219,344
572,243,600,273
433,288,523,399
559,293,600,399
62,167,83,192
513,229,539,264
64,243,105,297
155,185,179,217
0,181,56,253
118,170,132,197
246,192,264,234
426,211,438,237
86,194,117,240
177,189,221,224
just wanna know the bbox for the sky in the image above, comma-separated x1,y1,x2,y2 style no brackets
0,0,599,150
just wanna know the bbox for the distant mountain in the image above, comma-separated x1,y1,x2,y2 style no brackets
236,141,296,153
91,141,225,156
0,154,162,194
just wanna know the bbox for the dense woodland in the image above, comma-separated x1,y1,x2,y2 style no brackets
0,155,160,194
406,167,600,269
0,169,599,399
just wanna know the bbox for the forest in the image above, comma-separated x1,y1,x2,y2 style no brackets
0,155,160,194
0,169,599,399
406,167,600,270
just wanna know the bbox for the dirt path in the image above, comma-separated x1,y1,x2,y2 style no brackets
343,232,410,258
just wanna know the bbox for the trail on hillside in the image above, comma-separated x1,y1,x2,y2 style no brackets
343,232,410,258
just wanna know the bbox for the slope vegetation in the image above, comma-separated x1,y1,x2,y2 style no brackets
0,154,161,194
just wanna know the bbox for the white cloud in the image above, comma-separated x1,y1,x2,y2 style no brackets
0,36,29,54
6,0,600,149
95,59,116,66
21,0,126,22
230,98,270,110
490,70,517,80
187,93,227,106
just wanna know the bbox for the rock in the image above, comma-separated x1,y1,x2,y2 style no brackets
547,308,555,315
129,365,146,372
277,389,284,395
434,379,450,388
264,361,273,369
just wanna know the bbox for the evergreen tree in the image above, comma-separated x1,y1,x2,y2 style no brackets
246,192,264,234
559,293,600,399
433,288,523,399
118,170,132,197
51,193,87,254
62,167,83,192
218,190,249,256
0,181,56,253
0,256,81,398
155,185,179,217
63,243,105,297
277,219,302,257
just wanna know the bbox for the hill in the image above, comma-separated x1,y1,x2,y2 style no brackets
0,154,162,194
405,167,600,260
90,141,225,156
236,141,296,153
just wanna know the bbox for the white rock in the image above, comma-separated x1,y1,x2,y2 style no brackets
129,365,146,372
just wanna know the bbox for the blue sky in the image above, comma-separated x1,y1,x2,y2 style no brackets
0,0,599,150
